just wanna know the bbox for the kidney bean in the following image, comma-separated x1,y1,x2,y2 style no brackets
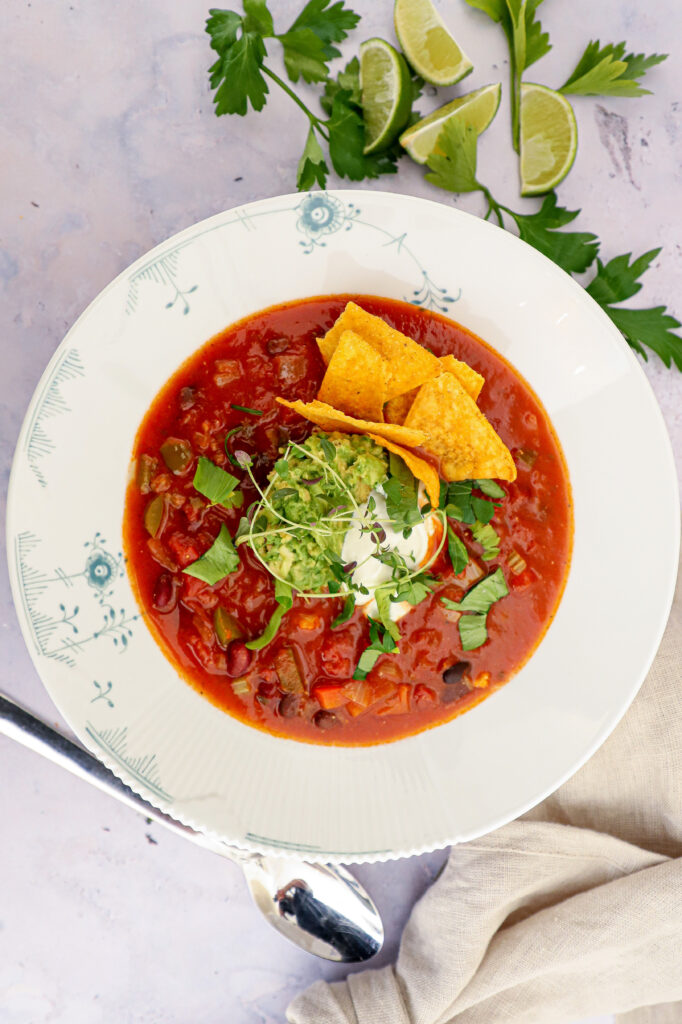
152,573,178,613
225,641,253,678
257,681,278,699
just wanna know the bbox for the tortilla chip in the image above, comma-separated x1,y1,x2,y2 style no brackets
317,329,387,422
318,302,440,401
384,389,418,424
405,373,516,482
439,355,484,402
368,434,441,509
317,334,336,365
384,357,483,425
276,398,427,448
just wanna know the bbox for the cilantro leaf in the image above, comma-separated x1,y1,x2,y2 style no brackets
448,568,509,651
459,613,489,651
375,588,401,643
327,89,399,180
206,9,243,54
183,524,240,584
288,0,360,57
446,481,475,524
279,0,360,83
208,27,268,116
321,56,361,114
245,578,293,650
353,618,398,680
332,592,355,628
193,456,243,509
425,120,481,194
384,453,422,530
471,521,500,560
586,249,658,305
475,479,506,500
504,193,600,275
297,126,329,190
447,526,469,575
586,251,682,369
560,40,667,97
524,0,551,69
242,0,274,36
278,28,330,83
458,567,509,613
392,572,435,606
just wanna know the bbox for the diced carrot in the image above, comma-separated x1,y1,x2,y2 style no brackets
346,701,367,718
313,682,348,710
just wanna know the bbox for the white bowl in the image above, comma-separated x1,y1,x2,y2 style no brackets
7,190,679,862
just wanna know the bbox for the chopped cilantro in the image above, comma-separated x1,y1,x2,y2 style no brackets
384,452,422,530
447,526,470,575
183,524,240,585
353,618,398,681
471,521,500,561
193,457,243,509
245,577,293,650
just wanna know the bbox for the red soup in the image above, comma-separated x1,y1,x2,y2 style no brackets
124,295,572,745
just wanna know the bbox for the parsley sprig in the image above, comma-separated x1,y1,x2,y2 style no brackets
464,2,666,149
426,119,682,370
206,4,406,189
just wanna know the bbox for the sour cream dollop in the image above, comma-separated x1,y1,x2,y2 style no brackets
340,487,441,622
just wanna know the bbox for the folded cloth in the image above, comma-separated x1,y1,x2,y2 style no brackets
288,542,682,1024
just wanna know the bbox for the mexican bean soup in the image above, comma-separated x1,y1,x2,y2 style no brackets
124,295,572,744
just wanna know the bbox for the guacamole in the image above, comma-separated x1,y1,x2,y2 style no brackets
253,432,388,592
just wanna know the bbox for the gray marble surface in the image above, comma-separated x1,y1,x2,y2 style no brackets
1,0,680,1021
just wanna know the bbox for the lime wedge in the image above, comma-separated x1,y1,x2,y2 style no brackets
520,83,578,195
394,0,473,87
360,38,413,154
400,83,501,164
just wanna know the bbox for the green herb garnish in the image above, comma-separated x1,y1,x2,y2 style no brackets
441,567,509,651
352,618,398,681
230,403,264,416
332,592,356,628
193,456,244,508
206,3,405,190
447,526,469,575
383,452,422,531
245,577,293,650
560,41,667,97
183,523,240,584
427,119,682,370
471,521,501,561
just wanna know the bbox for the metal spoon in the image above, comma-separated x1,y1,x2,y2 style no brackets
0,693,383,963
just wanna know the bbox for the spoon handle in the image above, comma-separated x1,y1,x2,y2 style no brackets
0,693,241,857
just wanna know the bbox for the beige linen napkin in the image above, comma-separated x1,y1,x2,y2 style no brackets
288,544,682,1024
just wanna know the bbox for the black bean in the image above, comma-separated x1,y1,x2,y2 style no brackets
278,693,302,718
442,661,472,687
313,709,338,731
